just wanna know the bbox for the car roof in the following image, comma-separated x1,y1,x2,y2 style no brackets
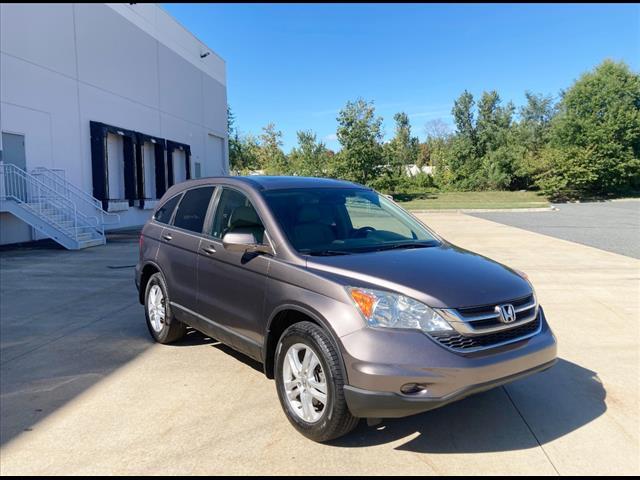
165,175,369,194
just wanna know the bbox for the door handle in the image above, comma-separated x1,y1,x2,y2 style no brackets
162,233,173,241
202,245,216,255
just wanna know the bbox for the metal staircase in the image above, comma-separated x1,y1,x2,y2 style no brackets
0,163,120,250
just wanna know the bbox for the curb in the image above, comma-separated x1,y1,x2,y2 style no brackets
610,198,640,203
408,206,557,214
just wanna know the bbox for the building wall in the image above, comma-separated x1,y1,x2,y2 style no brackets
0,3,228,244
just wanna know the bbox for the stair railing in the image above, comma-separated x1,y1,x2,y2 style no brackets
0,163,94,242
30,166,120,234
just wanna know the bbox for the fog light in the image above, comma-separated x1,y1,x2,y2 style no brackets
400,383,428,395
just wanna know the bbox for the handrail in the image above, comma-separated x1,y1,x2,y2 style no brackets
30,167,102,233
1,163,82,240
31,167,101,207
30,166,121,227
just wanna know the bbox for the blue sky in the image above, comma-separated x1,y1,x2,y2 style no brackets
164,3,639,151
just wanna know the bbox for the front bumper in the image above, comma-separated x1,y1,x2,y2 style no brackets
344,358,556,418
340,307,557,418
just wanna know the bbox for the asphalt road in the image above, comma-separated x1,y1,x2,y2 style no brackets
0,215,638,475
471,200,640,259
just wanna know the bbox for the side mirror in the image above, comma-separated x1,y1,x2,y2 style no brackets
222,232,273,255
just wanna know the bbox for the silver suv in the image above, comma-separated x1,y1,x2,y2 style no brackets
135,176,557,442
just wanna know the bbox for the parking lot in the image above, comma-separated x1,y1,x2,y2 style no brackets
473,199,640,259
1,209,638,475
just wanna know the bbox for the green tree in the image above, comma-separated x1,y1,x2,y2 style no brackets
227,106,242,172
421,118,451,171
375,112,420,193
416,142,430,168
476,91,515,156
334,99,384,184
230,60,639,199
537,60,640,198
289,130,330,177
227,106,235,136
452,90,477,151
446,91,482,189
227,107,263,173
259,123,289,174
511,92,557,189
386,112,419,175
233,134,261,173
475,91,519,189
519,92,556,154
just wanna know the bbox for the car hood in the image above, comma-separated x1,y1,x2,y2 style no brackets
305,244,532,309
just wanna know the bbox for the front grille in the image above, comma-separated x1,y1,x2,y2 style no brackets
457,294,534,316
431,314,541,352
456,294,535,330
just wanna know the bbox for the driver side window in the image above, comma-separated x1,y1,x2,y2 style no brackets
211,188,265,244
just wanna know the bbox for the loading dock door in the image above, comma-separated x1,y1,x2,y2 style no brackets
91,121,186,205
172,149,187,184
143,142,156,199
166,141,191,188
106,133,124,200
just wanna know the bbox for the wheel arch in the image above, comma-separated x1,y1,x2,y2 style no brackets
138,261,166,305
262,304,347,382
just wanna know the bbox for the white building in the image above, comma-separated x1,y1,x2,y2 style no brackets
405,164,434,177
0,3,228,247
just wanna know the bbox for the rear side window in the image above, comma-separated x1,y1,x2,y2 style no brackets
173,186,215,233
154,194,182,224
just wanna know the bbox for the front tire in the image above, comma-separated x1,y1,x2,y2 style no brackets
144,272,186,344
274,321,359,442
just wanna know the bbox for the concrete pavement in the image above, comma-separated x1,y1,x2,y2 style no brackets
472,199,640,259
0,214,638,475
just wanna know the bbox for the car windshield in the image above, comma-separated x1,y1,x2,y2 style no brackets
262,188,440,255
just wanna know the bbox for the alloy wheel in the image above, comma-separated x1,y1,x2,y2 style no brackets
282,343,328,423
147,284,166,333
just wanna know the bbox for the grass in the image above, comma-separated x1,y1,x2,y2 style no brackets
394,190,550,210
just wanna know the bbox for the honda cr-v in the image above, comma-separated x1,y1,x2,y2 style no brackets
135,176,557,442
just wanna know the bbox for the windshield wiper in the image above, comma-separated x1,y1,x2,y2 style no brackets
302,249,352,256
369,241,438,252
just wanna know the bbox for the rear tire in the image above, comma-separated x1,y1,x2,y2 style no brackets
274,321,359,442
144,272,186,344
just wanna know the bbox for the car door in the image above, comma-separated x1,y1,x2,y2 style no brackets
157,186,215,313
196,186,271,359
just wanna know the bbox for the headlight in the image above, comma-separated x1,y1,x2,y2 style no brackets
514,269,538,303
347,287,453,333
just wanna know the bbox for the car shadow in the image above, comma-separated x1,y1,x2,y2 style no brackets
173,329,263,373
328,358,605,453
166,332,606,454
